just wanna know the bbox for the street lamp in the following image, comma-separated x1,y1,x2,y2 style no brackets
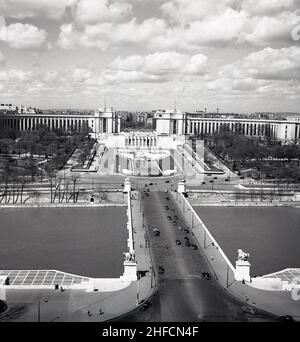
37,299,48,322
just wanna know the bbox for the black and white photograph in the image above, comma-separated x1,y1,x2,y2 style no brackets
0,0,299,328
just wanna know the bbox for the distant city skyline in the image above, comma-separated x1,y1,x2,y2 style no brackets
0,0,299,112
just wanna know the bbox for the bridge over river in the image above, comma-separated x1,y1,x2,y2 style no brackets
113,188,276,322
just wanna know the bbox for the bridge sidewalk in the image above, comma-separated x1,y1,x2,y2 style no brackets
131,191,156,304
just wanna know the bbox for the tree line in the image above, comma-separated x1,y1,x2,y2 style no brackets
0,125,96,182
201,130,300,183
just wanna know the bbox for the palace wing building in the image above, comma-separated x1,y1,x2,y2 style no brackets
0,104,299,144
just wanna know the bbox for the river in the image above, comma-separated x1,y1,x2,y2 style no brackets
194,206,300,275
0,207,127,278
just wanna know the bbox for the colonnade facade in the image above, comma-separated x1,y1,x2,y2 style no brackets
0,108,121,136
185,117,300,143
1,108,299,145
125,133,157,147
0,114,94,133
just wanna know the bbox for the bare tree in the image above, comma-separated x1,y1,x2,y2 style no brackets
70,174,80,203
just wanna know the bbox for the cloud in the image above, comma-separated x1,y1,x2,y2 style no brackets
102,70,167,84
239,0,300,16
0,69,33,82
110,51,208,76
241,12,299,46
70,64,170,86
57,18,166,50
162,0,300,23
0,51,5,65
161,0,236,24
74,0,132,24
75,69,168,85
73,68,93,82
156,0,300,49
231,78,262,91
3,23,47,50
0,0,299,111
43,71,60,83
109,55,145,71
55,0,299,52
240,46,300,80
218,46,300,81
151,8,249,50
183,54,209,74
0,0,75,20
208,46,300,97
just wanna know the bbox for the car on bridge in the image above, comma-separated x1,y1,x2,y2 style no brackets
153,229,160,237
202,272,211,280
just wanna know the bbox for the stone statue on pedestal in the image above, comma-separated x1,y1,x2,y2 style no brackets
123,251,135,262
238,249,250,262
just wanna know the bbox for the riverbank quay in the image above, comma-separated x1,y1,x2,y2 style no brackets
186,189,300,207
0,202,127,209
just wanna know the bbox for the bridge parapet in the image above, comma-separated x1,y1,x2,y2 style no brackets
173,191,247,286
123,179,137,281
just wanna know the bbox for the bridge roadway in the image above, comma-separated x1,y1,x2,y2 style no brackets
113,187,276,322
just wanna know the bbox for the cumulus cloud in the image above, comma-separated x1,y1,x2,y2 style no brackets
150,9,249,50
162,0,300,23
73,68,93,82
161,0,236,24
0,51,5,65
239,0,300,16
183,54,209,74
155,0,300,49
43,71,60,83
57,18,166,50
218,46,300,81
0,0,75,20
74,0,132,24
109,55,144,71
0,0,299,111
53,0,300,52
208,46,300,98
241,12,299,46
0,69,33,82
240,46,300,80
110,51,208,76
71,68,168,85
3,23,47,50
103,70,167,84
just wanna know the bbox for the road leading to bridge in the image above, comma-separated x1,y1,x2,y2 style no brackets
115,188,276,322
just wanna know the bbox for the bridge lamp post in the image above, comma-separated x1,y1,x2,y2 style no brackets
37,299,48,322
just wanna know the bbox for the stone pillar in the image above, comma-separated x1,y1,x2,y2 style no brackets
178,180,186,193
122,261,137,281
124,178,131,193
235,250,251,282
0,276,7,300
235,260,251,282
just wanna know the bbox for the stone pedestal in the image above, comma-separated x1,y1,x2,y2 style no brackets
124,178,131,193
122,262,137,281
0,276,7,300
235,260,251,282
178,180,186,193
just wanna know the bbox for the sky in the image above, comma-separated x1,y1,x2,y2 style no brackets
0,0,299,112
